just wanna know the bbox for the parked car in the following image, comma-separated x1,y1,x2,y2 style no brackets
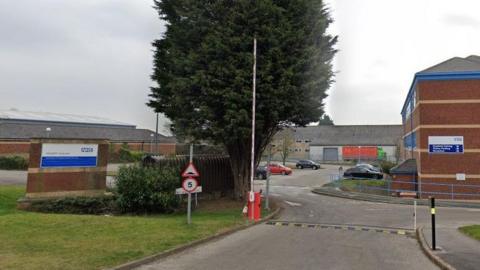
343,164,383,179
268,163,292,175
296,160,320,170
255,165,268,180
356,163,382,173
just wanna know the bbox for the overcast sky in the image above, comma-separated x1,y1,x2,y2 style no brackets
1,1,479,134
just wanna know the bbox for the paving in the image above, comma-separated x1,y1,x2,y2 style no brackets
136,165,440,270
0,170,27,185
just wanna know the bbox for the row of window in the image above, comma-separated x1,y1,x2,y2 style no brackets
291,148,310,152
295,139,312,143
404,132,416,149
402,89,417,122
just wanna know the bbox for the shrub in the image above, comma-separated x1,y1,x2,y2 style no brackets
380,160,396,175
115,165,180,213
118,148,144,163
29,196,115,214
0,156,28,170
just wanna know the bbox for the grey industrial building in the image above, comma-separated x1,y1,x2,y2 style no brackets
0,109,175,156
272,125,403,162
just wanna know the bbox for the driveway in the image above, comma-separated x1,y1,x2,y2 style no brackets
136,165,439,270
0,170,27,185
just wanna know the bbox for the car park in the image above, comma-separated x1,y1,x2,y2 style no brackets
343,164,383,179
296,160,320,170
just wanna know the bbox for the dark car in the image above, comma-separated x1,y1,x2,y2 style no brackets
343,164,383,179
255,165,268,180
296,160,320,170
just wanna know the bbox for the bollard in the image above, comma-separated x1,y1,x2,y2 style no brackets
413,200,417,230
430,197,436,250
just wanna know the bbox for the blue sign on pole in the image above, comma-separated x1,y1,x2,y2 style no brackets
428,136,464,154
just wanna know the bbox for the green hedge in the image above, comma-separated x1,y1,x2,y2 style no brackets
115,164,180,213
118,148,144,162
379,160,396,175
0,156,28,170
29,196,116,215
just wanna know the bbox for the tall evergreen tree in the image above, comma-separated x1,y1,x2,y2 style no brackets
149,0,337,199
318,114,334,125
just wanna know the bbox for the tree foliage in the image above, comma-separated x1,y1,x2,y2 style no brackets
318,114,334,125
149,0,337,198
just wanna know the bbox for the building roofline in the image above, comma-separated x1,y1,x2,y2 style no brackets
401,71,480,115
0,118,135,128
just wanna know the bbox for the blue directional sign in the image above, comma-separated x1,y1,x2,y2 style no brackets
41,144,98,168
428,136,464,154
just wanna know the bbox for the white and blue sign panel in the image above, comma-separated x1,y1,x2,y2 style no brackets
41,144,98,168
428,136,464,154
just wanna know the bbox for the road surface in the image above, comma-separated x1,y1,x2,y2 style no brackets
137,165,452,270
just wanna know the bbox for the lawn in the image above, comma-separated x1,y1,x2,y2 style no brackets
0,185,245,270
459,225,480,241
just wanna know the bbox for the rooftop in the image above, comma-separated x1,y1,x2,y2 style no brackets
276,125,403,146
419,55,480,74
390,159,417,175
0,109,134,127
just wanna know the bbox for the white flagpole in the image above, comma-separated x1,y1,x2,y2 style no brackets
250,38,257,221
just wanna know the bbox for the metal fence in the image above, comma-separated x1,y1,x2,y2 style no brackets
143,155,234,195
329,175,480,199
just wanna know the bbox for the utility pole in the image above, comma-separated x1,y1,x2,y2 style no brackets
155,113,159,154
249,38,257,221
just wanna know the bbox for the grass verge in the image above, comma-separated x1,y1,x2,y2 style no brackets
323,178,388,195
459,225,480,241
0,185,244,270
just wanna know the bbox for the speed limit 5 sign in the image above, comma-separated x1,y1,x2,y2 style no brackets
182,178,199,193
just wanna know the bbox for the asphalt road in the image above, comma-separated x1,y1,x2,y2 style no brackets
137,165,445,270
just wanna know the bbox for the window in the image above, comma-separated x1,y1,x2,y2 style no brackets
404,89,416,120
404,132,416,150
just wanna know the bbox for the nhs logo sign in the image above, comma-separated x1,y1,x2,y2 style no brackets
428,136,464,154
41,144,98,168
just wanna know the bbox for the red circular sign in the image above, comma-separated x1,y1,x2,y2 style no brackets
182,178,198,193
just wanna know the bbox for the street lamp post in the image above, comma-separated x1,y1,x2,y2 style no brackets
150,133,154,154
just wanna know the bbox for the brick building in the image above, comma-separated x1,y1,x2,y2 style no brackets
394,55,480,199
0,109,176,158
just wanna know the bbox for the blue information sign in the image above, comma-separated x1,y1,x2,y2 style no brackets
428,136,464,154
40,144,98,168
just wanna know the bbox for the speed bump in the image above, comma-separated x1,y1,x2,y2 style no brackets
265,221,413,236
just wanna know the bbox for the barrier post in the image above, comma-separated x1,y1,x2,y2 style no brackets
430,197,436,250
413,200,417,230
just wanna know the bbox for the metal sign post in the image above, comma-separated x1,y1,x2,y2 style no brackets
181,178,199,225
187,192,192,224
249,38,257,221
180,155,201,225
